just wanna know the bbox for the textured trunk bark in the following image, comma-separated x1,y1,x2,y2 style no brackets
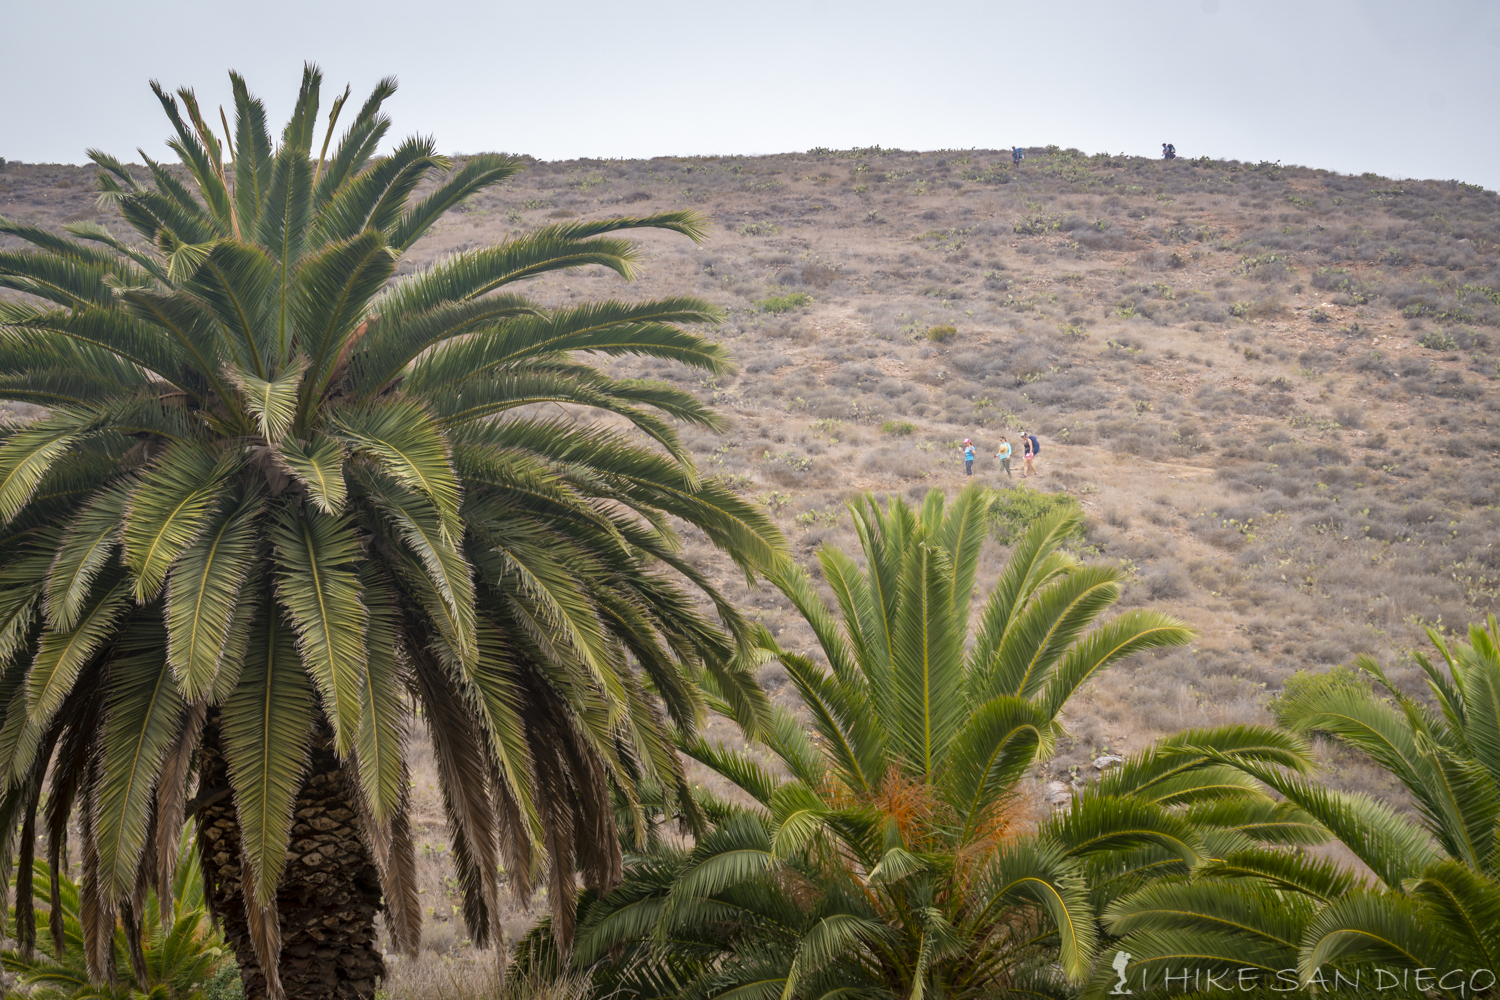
198,718,387,1000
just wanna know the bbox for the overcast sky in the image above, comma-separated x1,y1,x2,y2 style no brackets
3,0,1498,189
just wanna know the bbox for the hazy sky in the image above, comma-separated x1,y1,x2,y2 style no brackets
3,0,1498,189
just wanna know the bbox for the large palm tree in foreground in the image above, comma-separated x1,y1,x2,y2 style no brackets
1092,623,1500,996
0,67,781,999
526,489,1198,1000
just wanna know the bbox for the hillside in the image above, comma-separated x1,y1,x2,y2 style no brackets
4,146,1500,961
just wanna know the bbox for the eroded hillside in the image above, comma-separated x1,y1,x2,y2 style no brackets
4,146,1499,956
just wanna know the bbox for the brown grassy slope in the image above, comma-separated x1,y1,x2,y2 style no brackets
4,148,1500,958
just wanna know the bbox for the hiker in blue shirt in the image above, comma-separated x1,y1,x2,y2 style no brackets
995,437,1012,477
963,439,976,477
1012,147,1024,168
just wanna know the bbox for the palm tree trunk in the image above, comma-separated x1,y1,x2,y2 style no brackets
198,716,388,1000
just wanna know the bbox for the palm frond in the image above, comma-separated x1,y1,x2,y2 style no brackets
311,76,396,209
228,72,274,237
978,839,1097,983
1299,889,1463,978
403,298,731,394
1207,755,1438,889
164,495,261,699
121,444,238,601
966,507,1082,696
662,813,776,934
269,505,367,754
942,695,1048,840
1276,679,1499,866
44,483,128,631
220,606,314,904
1043,794,1203,866
390,153,522,251
228,358,305,442
1407,859,1500,967
679,737,779,807
776,649,881,796
93,624,185,901
148,82,233,237
1198,847,1363,902
409,651,504,945
1096,724,1316,804
188,241,279,375
1182,798,1328,847
275,435,346,514
294,230,395,391
28,572,129,723
890,539,964,777
0,417,87,525
253,147,313,359
361,476,475,664
311,136,440,249
334,401,462,533
353,567,406,823
1039,611,1196,720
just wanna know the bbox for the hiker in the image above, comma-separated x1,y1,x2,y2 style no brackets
963,439,976,477
995,436,1012,477
1023,430,1041,478
1162,143,1176,160
1012,146,1025,167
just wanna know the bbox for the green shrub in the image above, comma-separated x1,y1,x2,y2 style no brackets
1013,212,1062,235
926,324,957,343
1269,663,1374,726
882,420,916,436
205,963,246,1000
984,485,1084,545
1311,266,1373,304
1417,329,1460,352
809,418,845,437
756,292,811,313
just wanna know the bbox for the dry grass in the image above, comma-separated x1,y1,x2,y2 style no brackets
382,957,591,1000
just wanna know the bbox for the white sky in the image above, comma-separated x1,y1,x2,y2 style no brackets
3,0,1498,189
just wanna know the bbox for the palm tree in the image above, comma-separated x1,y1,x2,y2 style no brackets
0,67,782,1000
527,487,1197,1000
1090,621,1500,995
4,844,233,1000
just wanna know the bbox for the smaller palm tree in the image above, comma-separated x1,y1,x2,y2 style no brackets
533,486,1197,1000
4,844,233,1000
1091,620,1500,995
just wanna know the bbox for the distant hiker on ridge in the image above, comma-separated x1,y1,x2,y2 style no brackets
1012,146,1025,167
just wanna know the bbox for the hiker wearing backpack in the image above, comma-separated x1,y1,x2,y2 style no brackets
1022,430,1041,478
1012,146,1024,168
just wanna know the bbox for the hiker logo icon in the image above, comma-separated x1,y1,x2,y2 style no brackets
1110,951,1133,995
